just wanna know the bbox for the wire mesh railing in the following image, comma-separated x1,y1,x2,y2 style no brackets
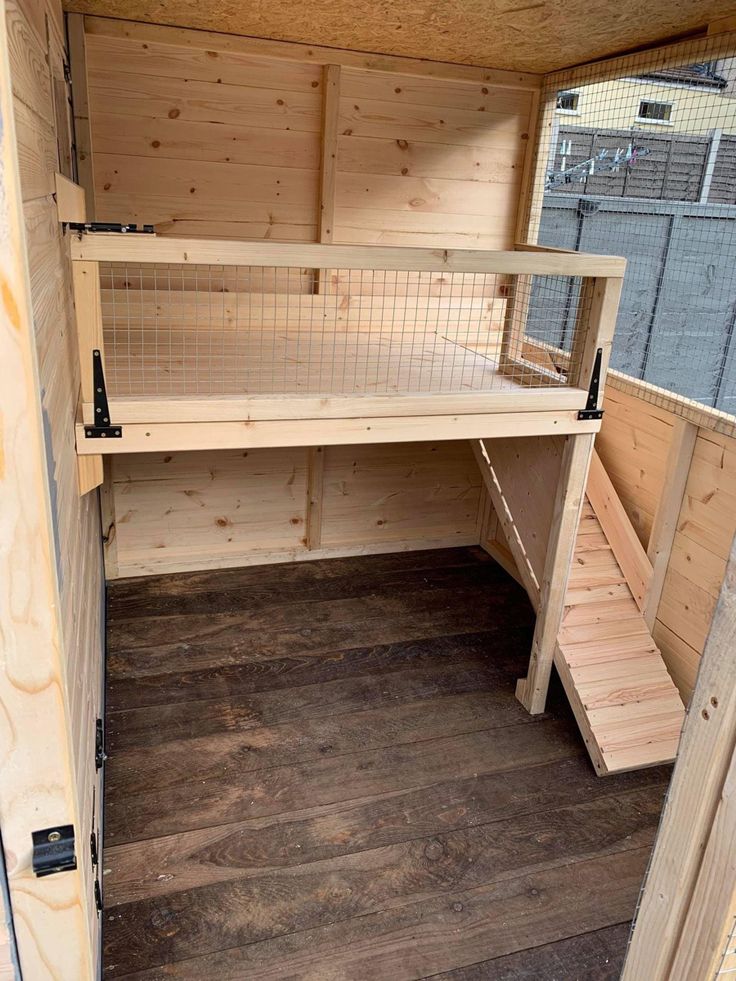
94,257,594,398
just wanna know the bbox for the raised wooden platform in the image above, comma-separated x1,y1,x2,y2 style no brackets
102,547,670,978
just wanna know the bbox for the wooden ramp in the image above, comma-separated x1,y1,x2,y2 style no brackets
474,439,685,775
558,498,684,774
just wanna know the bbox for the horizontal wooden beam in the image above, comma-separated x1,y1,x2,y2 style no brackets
70,234,627,277
76,409,601,455
81,387,590,425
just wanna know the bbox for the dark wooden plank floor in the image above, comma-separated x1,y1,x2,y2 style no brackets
102,546,670,980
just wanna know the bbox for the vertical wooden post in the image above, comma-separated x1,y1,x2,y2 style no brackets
305,446,325,550
71,260,103,405
644,418,698,630
622,535,736,981
72,260,103,492
100,464,119,579
569,275,623,401
498,273,531,371
516,431,595,714
67,14,96,220
670,737,736,979
519,88,558,246
315,64,341,295
318,64,341,245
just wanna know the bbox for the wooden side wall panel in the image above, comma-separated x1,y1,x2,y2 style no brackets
107,442,481,577
597,382,736,701
4,0,104,972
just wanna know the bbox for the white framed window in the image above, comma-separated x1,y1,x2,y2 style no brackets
556,91,580,114
636,99,674,124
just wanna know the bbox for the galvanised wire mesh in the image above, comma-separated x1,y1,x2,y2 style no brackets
98,261,590,397
526,31,736,426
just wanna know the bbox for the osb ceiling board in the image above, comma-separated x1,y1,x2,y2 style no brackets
63,0,733,73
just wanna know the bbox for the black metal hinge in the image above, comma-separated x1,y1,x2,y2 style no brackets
577,347,605,421
90,830,99,867
85,351,123,440
94,879,103,914
69,222,154,234
95,717,107,770
32,826,77,877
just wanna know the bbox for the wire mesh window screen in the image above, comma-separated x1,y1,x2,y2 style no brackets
98,262,588,397
528,32,736,421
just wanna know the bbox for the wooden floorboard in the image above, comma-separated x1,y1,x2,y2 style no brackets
103,546,670,979
428,922,632,980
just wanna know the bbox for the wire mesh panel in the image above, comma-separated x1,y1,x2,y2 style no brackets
527,31,736,422
98,261,590,398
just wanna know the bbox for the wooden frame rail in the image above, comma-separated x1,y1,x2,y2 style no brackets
70,235,625,465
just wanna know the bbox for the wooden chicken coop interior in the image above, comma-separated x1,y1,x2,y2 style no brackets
3,0,736,979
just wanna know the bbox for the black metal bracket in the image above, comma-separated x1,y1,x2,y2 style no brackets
69,222,154,234
577,347,604,421
95,717,107,769
32,826,77,877
85,351,123,440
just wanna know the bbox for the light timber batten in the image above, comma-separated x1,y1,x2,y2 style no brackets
69,234,627,276
76,410,601,455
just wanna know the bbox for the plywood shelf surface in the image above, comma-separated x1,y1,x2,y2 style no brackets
101,327,515,398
